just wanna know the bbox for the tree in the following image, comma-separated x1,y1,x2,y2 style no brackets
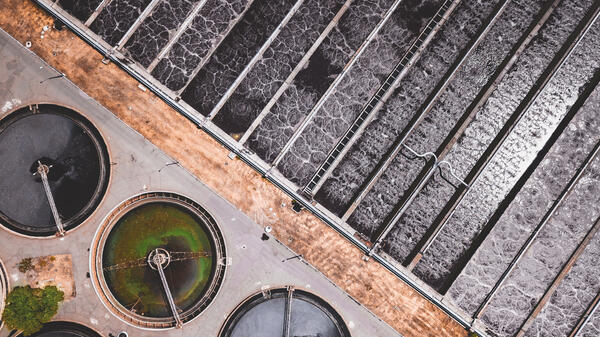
1,285,64,336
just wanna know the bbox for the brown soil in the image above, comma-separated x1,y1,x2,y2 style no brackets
22,254,75,300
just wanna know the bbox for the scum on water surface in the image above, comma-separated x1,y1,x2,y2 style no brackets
102,202,214,317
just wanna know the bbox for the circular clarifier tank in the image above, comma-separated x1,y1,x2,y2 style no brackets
18,321,102,337
220,288,351,337
0,257,8,330
91,192,226,329
0,104,109,236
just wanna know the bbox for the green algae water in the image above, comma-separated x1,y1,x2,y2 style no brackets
102,202,215,317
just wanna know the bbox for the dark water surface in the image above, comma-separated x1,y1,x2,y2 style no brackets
0,106,108,235
223,289,348,337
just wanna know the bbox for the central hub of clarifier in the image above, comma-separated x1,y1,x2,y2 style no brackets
147,248,171,270
91,192,226,329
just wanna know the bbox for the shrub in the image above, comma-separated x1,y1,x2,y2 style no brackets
1,285,64,336
37,259,48,268
17,258,34,273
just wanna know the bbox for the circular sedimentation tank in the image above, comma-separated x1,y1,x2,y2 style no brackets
18,321,101,337
91,192,226,329
220,288,350,337
0,257,8,330
0,104,110,236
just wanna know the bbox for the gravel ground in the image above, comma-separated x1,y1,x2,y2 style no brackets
273,0,443,186
150,0,251,91
89,0,153,46
123,0,199,68
448,78,600,317
380,0,545,265
57,0,103,21
413,0,600,292
246,0,396,163
212,0,347,135
181,0,297,114
313,0,501,218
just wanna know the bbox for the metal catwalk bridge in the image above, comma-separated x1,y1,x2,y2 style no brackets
35,161,65,236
